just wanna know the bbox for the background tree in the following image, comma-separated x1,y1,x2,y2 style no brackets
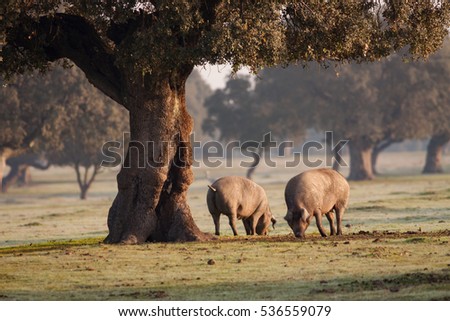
0,68,70,187
235,63,384,180
203,77,255,142
186,69,213,141
204,77,263,179
2,1,449,243
204,73,307,179
307,63,385,180
423,133,450,173
209,39,450,180
47,67,128,200
2,153,50,192
376,40,450,174
415,45,450,174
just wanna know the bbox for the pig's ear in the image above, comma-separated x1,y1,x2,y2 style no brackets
294,208,308,220
284,211,292,222
302,208,311,219
302,209,312,222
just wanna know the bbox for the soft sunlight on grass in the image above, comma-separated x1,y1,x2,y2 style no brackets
0,151,449,300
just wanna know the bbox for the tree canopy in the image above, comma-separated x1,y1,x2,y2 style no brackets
0,67,74,172
2,1,449,88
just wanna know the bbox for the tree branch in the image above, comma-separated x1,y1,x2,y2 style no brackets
9,14,125,107
107,10,157,46
83,165,89,187
199,0,223,27
74,162,84,192
374,138,398,154
86,165,100,189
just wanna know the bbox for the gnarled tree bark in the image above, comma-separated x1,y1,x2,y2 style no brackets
422,132,450,174
104,72,210,244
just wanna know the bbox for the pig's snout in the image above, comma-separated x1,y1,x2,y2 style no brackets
294,231,305,238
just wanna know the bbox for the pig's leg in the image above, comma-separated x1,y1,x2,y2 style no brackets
251,215,261,235
228,213,239,236
248,216,257,235
249,204,265,235
243,219,251,235
335,207,345,235
325,211,336,235
314,210,328,237
212,213,221,236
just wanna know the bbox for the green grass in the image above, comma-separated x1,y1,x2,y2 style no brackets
0,234,449,300
0,151,449,300
0,237,104,254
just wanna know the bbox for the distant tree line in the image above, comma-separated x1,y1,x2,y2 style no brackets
0,67,212,198
204,40,450,180
0,66,129,198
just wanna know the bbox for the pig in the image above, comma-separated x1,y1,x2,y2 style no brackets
284,168,349,238
206,176,276,236
243,211,276,236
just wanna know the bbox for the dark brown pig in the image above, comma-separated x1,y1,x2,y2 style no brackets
284,168,349,238
207,176,276,236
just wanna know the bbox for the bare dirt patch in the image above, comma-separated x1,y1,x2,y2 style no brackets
211,230,450,244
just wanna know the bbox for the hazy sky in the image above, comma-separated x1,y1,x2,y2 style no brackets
196,64,254,90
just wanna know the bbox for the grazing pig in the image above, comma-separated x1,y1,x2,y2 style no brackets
207,176,276,236
243,211,277,236
284,168,349,238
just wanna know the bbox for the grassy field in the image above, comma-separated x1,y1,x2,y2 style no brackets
0,151,449,300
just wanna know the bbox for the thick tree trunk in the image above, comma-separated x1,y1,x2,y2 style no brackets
105,74,210,244
348,139,374,181
371,139,397,175
80,186,88,200
422,133,450,174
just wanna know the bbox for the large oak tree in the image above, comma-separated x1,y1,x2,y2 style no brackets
1,1,448,243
